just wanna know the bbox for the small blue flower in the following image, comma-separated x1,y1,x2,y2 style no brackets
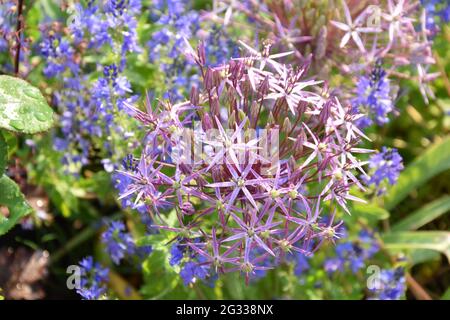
179,261,209,286
289,252,310,276
352,62,394,128
101,220,136,264
421,0,450,35
368,268,406,300
324,229,380,275
324,258,344,274
364,147,404,188
77,256,109,300
169,242,185,266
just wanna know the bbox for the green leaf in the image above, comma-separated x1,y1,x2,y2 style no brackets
140,245,182,299
442,287,450,300
0,75,54,134
391,196,450,231
0,174,33,235
409,249,441,265
383,231,450,263
0,131,6,175
350,202,390,220
384,137,450,210
37,0,61,20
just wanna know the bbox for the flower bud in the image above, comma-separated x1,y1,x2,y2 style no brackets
228,110,236,128
181,202,195,216
197,41,206,66
315,26,327,59
190,86,199,106
282,117,292,134
204,68,214,91
319,99,332,124
202,112,214,130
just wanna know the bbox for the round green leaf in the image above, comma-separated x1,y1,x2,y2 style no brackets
0,75,54,134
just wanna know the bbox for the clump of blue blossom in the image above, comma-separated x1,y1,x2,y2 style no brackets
101,220,136,265
368,267,406,300
324,230,380,274
77,256,109,300
0,1,15,53
39,0,141,174
147,0,236,101
364,147,404,195
101,219,152,265
352,62,395,128
421,0,450,35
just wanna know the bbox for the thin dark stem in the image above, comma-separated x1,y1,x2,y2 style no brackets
14,0,24,76
405,272,433,300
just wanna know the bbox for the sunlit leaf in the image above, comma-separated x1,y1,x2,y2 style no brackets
383,231,450,263
0,132,6,175
0,175,33,235
350,202,390,220
0,75,54,134
384,137,450,210
442,287,450,300
392,196,450,231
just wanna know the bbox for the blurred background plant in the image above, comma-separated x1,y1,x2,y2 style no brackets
0,0,448,300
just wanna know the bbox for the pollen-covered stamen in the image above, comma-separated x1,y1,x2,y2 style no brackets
240,262,255,274
278,239,292,252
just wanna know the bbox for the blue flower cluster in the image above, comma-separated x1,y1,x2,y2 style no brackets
0,1,31,73
324,230,380,274
39,31,79,78
71,0,142,67
77,256,110,300
0,1,16,54
364,147,404,189
292,253,310,277
147,0,236,101
101,220,152,265
169,242,185,266
40,0,141,174
91,63,137,136
101,220,136,264
179,260,210,286
41,27,92,170
421,0,450,35
147,0,200,101
352,62,394,128
169,242,217,286
368,267,406,300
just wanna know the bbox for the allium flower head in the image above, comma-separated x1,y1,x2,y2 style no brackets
209,0,438,108
120,41,371,283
